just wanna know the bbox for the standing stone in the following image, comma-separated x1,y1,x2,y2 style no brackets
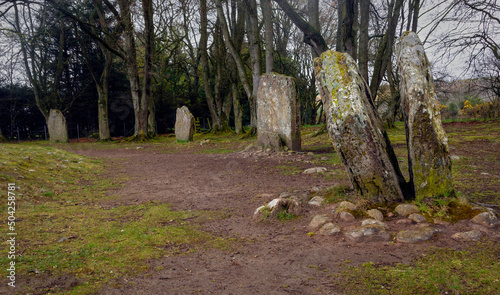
397,32,454,201
47,109,69,143
257,73,301,151
314,51,405,203
175,106,194,142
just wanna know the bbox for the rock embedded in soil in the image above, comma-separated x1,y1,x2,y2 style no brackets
339,211,355,222
470,211,499,228
345,225,391,243
314,50,406,203
395,204,419,217
308,196,325,206
309,214,330,230
253,198,299,220
175,106,195,142
451,230,483,241
303,167,327,174
397,31,454,201
336,201,357,212
396,226,439,243
367,209,384,221
361,219,387,229
257,73,301,152
319,223,341,235
408,213,427,223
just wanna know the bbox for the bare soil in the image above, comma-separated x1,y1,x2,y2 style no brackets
66,141,498,294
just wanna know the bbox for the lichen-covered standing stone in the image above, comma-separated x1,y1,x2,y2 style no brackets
175,106,195,142
257,73,301,151
397,32,454,200
314,51,405,203
47,109,69,143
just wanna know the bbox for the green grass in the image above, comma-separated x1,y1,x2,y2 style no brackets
0,143,236,294
336,240,500,294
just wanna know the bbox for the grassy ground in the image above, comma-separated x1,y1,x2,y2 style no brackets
0,144,235,294
1,119,499,294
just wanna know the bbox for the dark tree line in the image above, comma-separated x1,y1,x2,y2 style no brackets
0,0,498,141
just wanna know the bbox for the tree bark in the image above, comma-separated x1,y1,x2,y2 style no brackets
358,0,370,82
200,0,221,132
336,0,358,60
274,0,329,56
369,0,403,100
214,0,254,125
245,0,262,127
261,0,274,73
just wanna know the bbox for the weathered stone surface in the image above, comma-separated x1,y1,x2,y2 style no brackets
319,223,341,235
396,226,438,243
451,230,483,241
253,198,299,220
470,211,499,228
47,109,68,143
308,196,324,206
257,73,301,151
303,167,327,174
314,51,405,203
367,209,384,221
361,218,387,229
336,201,357,211
408,213,427,223
345,225,391,243
175,106,194,141
395,204,419,217
309,214,330,230
339,211,355,222
397,32,454,201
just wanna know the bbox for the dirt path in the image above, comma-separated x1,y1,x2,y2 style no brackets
72,147,484,294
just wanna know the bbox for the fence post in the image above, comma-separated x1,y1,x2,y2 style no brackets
44,125,47,140
77,124,80,141
17,127,20,142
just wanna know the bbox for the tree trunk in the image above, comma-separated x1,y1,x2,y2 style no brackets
261,0,274,73
200,0,221,132
232,83,243,134
245,0,262,127
215,0,254,125
369,0,403,100
274,0,328,56
358,0,370,82
336,0,358,60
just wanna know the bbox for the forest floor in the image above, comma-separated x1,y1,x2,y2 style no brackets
1,120,499,294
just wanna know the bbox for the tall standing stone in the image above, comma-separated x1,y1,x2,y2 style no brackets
47,109,69,143
175,106,195,142
314,51,406,203
397,32,453,201
257,73,301,151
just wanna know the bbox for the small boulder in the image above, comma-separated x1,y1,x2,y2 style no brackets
451,230,483,241
303,167,327,174
339,211,355,222
336,201,357,211
408,213,427,223
309,214,330,230
308,196,325,206
367,209,384,221
396,226,439,243
253,198,298,220
319,223,341,235
361,219,387,229
345,225,391,243
395,204,419,217
470,211,499,228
